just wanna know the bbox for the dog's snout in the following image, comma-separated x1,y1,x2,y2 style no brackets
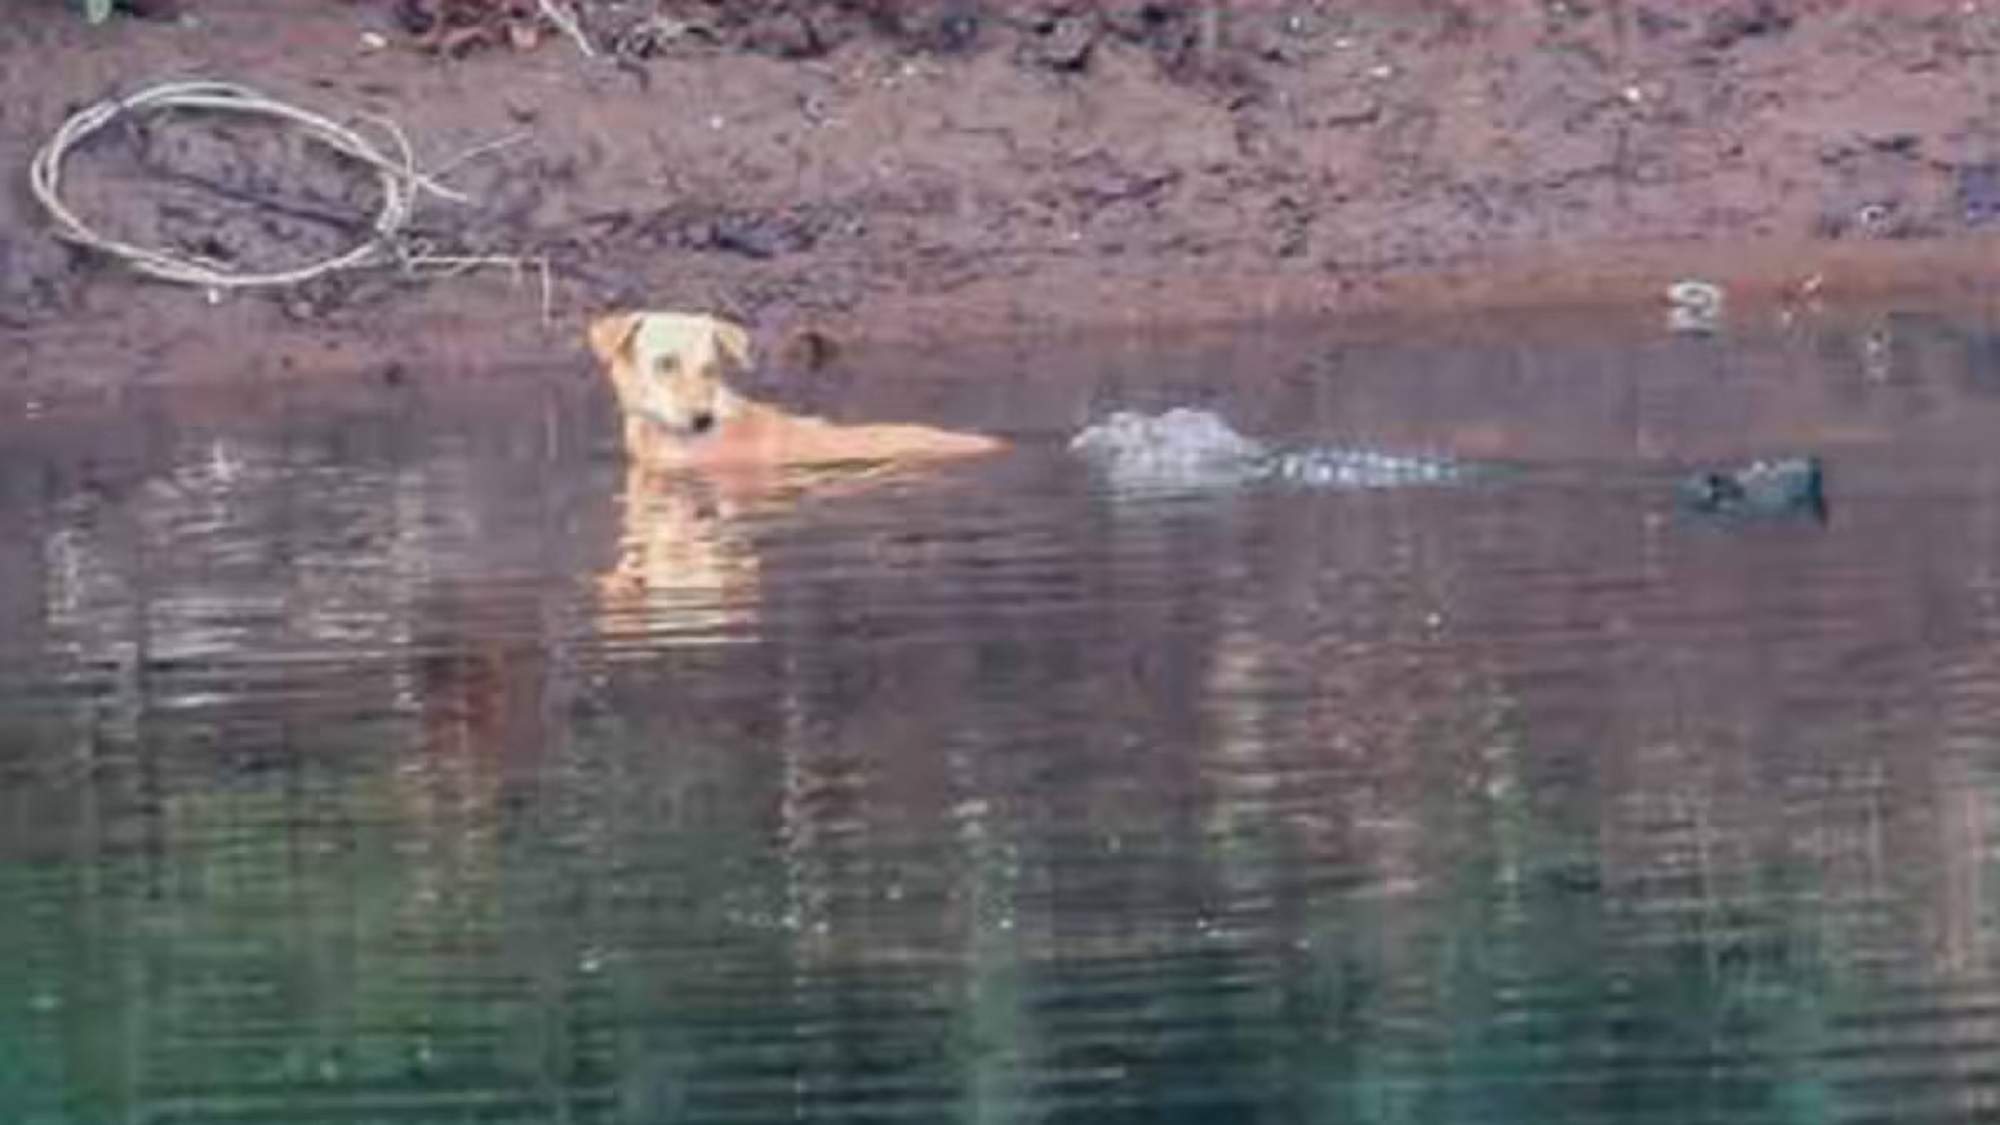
688,410,717,435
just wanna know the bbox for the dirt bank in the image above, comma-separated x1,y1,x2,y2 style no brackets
7,0,2000,387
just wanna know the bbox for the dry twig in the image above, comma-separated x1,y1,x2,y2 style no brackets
28,79,552,318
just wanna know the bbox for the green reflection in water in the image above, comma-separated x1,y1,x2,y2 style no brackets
0,670,1981,1124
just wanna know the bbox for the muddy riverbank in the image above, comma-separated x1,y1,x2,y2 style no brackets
7,0,2000,388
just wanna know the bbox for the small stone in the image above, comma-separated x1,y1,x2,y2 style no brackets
1032,16,1097,73
1666,279,1725,334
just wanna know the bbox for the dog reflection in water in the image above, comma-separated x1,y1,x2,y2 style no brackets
587,311,1006,640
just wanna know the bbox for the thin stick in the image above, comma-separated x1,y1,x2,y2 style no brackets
537,0,598,59
431,130,533,182
405,250,556,324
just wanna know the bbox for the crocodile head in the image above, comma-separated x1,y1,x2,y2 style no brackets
1676,456,1826,523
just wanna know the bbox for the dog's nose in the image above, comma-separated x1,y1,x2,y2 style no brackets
688,410,717,435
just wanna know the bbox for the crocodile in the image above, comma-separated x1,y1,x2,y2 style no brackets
1070,408,1826,522
1068,408,1472,493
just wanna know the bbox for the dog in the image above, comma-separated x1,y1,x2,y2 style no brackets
586,310,1006,473
587,310,1003,641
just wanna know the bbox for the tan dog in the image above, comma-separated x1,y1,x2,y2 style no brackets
588,310,1002,643
586,310,1005,472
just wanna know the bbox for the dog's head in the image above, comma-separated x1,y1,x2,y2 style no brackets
588,311,754,438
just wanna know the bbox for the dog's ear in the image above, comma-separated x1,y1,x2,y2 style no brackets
587,312,644,365
778,327,841,372
713,320,753,371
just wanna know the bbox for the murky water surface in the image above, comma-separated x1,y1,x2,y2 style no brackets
8,309,2000,1124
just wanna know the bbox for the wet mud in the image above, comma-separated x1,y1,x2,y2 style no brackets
6,0,2000,386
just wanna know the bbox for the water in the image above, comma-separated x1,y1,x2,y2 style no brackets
7,308,2000,1123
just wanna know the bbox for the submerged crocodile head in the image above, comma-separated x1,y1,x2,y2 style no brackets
1069,408,1272,490
1676,457,1826,522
